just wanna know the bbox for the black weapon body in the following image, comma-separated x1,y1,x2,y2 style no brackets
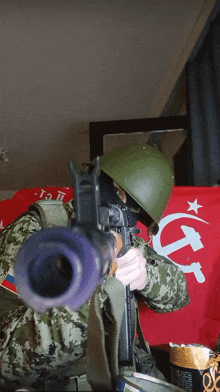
70,158,135,367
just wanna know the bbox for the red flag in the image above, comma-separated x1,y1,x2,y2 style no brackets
137,186,220,350
1,186,220,350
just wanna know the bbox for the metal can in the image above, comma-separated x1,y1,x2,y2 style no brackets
116,371,185,392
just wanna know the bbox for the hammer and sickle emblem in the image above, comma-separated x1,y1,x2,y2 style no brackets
152,213,210,283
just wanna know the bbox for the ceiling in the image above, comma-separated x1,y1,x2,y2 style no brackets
0,0,216,192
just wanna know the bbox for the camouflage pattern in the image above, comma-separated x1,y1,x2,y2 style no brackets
132,236,190,313
0,203,190,387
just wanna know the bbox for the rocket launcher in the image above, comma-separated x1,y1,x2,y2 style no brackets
14,157,136,365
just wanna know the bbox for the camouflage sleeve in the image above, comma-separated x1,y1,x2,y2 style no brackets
0,211,107,387
0,302,89,386
132,236,190,313
0,213,90,386
0,213,42,282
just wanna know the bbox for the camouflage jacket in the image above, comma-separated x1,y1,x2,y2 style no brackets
0,202,190,387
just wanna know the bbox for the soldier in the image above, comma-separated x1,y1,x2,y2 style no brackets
0,144,190,391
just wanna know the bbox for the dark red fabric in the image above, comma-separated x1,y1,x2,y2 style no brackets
0,186,220,350
136,186,220,351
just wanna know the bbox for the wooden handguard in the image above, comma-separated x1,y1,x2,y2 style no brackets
109,231,123,277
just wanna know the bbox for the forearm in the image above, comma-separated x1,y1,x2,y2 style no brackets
138,259,190,313
132,236,190,313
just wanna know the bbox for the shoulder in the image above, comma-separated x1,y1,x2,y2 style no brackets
0,213,42,280
0,212,42,242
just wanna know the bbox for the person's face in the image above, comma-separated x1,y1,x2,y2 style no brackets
112,178,155,239
106,181,142,278
113,181,141,214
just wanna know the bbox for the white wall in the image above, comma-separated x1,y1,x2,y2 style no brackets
0,0,211,190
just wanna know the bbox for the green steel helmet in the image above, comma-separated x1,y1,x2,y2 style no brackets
100,143,174,235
